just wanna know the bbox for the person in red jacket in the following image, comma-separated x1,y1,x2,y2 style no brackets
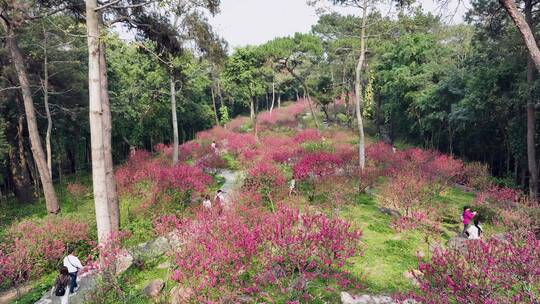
461,206,477,236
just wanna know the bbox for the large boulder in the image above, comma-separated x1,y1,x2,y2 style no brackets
115,249,134,274
143,279,164,298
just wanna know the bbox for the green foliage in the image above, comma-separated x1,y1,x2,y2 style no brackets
221,46,266,105
219,104,230,125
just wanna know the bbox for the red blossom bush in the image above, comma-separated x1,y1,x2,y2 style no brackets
0,217,92,288
196,152,227,171
401,232,540,304
115,148,212,199
379,169,438,221
474,186,519,207
293,152,343,180
293,129,322,143
164,204,362,302
461,161,492,190
152,164,212,194
224,132,257,155
243,161,287,204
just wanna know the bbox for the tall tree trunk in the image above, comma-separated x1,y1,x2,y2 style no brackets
42,30,53,178
270,81,276,113
2,20,59,213
355,0,368,173
523,0,539,201
252,96,258,138
85,0,112,243
99,39,120,232
211,85,220,126
8,105,34,203
278,93,281,108
500,0,540,71
171,74,179,164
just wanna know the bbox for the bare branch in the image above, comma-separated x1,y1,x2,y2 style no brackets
95,0,123,11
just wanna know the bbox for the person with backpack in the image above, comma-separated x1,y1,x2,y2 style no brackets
51,266,71,304
465,219,483,240
63,247,84,294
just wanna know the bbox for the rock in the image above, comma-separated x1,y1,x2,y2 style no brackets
115,249,134,274
170,286,194,304
131,236,172,260
378,207,401,217
143,279,164,298
236,295,254,303
340,291,410,304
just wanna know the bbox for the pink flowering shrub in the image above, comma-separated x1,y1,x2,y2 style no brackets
243,161,287,204
401,232,540,304
474,186,519,207
164,204,362,302
462,161,492,190
293,152,343,180
154,143,173,157
152,164,212,194
379,169,439,224
224,132,257,155
0,217,92,288
421,154,464,192
115,148,212,200
293,129,322,143
196,152,227,171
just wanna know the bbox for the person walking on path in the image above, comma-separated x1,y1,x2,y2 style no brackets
202,194,212,209
288,178,296,197
51,266,71,304
461,206,477,236
63,247,83,294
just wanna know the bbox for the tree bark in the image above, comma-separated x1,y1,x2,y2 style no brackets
42,30,53,178
278,93,281,108
211,84,220,126
270,81,275,113
500,0,540,71
524,0,539,201
99,39,120,232
8,105,34,203
85,0,112,243
170,74,179,164
2,20,59,213
355,0,368,173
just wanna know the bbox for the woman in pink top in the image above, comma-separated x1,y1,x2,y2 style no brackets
461,206,477,235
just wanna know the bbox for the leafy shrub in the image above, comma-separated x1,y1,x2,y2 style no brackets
0,217,92,288
402,232,540,304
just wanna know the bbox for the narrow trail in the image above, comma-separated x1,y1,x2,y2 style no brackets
34,169,241,304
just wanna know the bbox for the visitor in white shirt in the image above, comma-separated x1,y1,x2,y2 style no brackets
63,247,84,294
465,219,483,240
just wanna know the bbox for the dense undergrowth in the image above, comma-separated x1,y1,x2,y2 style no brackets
1,100,539,303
